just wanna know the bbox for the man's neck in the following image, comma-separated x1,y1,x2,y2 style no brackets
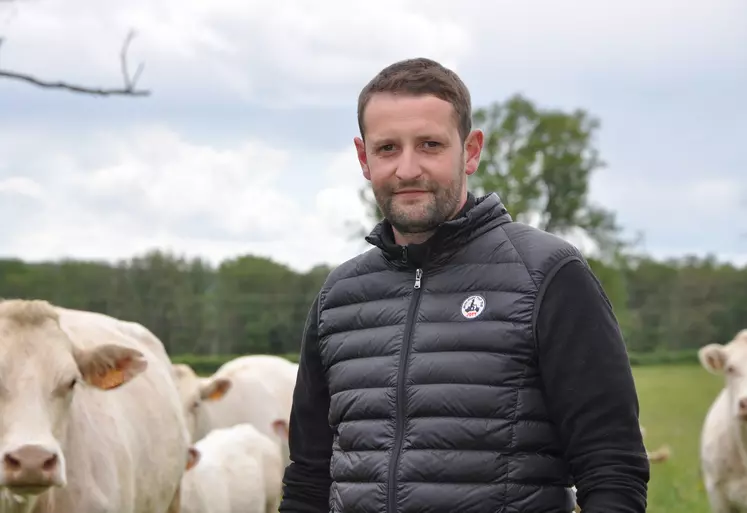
393,229,433,246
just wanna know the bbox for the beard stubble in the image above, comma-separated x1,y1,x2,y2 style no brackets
373,162,465,236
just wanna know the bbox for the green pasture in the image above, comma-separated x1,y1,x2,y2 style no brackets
634,364,723,512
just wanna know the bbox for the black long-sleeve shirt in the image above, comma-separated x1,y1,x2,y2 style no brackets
278,258,649,513
277,294,333,512
536,259,649,512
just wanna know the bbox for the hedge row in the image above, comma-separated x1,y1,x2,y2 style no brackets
627,349,701,366
170,349,701,376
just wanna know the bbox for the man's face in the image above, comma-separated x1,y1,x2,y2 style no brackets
354,93,483,237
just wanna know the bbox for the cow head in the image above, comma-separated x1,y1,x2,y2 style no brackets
0,300,146,498
699,329,747,421
172,364,231,442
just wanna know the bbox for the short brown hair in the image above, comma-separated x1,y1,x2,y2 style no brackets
356,57,473,143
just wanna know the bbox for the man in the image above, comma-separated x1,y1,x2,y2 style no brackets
278,58,649,513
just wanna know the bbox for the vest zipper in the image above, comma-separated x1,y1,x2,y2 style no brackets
388,267,424,513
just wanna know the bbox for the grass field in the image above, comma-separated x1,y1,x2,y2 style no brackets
634,364,724,512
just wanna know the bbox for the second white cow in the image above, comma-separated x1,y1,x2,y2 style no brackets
698,329,747,512
172,355,296,461
213,355,298,419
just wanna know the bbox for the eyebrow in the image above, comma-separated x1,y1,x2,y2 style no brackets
369,133,449,146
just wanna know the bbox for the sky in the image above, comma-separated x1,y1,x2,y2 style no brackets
0,0,745,273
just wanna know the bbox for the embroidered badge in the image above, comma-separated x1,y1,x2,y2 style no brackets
461,295,486,319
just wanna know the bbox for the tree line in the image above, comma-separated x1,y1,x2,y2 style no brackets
0,248,744,368
0,253,329,358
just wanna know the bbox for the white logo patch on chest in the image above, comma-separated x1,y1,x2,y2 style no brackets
461,295,486,319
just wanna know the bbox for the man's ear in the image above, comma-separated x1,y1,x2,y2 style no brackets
74,344,147,390
463,129,484,176
699,343,727,375
354,137,371,181
199,377,231,401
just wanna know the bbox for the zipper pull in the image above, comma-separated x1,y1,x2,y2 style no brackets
414,268,422,289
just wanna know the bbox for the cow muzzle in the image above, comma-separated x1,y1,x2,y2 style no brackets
1,444,64,493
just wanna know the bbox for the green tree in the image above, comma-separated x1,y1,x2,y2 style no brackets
587,257,633,341
212,255,309,355
471,93,628,259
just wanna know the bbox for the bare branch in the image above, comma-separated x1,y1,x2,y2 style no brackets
120,29,145,91
0,69,149,96
0,27,150,97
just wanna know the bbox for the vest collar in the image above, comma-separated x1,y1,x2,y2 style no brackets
365,192,512,268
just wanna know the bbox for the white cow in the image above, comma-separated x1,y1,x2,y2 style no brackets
180,423,284,513
213,355,298,419
698,329,747,512
0,299,189,513
172,355,297,456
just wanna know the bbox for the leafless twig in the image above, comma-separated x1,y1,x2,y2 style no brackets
0,28,150,97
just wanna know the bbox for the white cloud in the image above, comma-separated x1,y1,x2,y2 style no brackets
0,126,371,272
591,172,746,227
3,0,741,107
0,177,44,199
588,169,747,263
308,147,369,220
417,0,745,69
0,0,473,106
72,126,293,236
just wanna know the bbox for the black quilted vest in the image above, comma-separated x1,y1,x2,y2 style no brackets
317,193,581,513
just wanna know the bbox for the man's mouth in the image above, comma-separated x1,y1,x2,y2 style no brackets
395,189,428,196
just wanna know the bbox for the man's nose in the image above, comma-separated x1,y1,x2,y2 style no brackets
394,148,422,181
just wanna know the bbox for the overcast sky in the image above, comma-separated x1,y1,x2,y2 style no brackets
0,0,745,273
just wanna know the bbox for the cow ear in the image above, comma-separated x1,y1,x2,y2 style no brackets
199,377,231,401
74,344,148,390
272,419,289,440
186,447,200,471
699,343,726,375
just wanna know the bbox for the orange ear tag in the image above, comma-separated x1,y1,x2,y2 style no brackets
207,387,224,401
92,368,126,390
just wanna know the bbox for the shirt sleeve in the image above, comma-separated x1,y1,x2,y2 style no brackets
278,293,334,513
535,258,650,513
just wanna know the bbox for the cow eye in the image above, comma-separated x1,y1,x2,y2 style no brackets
53,376,78,397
